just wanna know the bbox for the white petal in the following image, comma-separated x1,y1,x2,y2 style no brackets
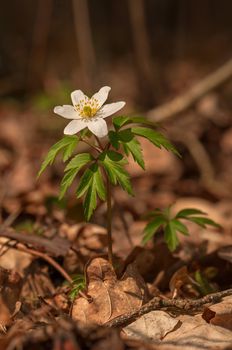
54,105,79,119
91,86,111,108
96,101,126,119
64,119,87,135
87,118,108,138
71,90,88,106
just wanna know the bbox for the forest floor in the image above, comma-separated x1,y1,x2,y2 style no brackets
1,61,232,349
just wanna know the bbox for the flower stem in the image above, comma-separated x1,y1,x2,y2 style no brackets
106,177,113,265
93,135,113,265
80,137,101,153
94,135,104,150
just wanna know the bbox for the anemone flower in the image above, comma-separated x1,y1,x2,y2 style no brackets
54,86,125,138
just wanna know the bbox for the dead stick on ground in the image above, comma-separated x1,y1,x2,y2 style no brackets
15,243,73,283
9,243,90,301
147,58,232,122
105,288,232,328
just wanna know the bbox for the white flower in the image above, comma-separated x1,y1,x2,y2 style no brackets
54,86,125,138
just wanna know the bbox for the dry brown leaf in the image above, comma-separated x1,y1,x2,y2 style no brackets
72,257,149,325
169,266,199,298
0,238,33,274
207,296,232,331
123,310,179,342
0,268,22,329
164,313,232,350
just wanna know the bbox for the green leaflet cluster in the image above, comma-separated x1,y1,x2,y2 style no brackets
68,274,86,301
143,207,221,251
38,116,179,221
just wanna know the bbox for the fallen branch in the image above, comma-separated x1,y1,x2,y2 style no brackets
14,243,73,284
105,288,232,328
0,228,70,257
5,242,91,302
147,58,232,122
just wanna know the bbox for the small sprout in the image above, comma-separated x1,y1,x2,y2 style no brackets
143,206,221,251
68,274,86,301
194,269,217,296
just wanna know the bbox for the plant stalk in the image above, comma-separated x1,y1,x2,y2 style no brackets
106,177,113,265
93,135,114,265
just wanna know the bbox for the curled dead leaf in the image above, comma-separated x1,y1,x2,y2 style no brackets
71,257,149,325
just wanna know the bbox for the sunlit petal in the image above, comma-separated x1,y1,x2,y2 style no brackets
64,119,87,135
91,86,111,109
54,105,79,119
87,118,108,138
71,90,88,106
97,101,125,119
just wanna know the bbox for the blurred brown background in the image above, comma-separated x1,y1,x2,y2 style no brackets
1,0,232,224
1,0,232,109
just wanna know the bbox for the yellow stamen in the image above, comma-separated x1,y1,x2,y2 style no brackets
75,98,99,119
83,106,92,117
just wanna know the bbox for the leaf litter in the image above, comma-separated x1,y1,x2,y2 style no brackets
1,84,232,349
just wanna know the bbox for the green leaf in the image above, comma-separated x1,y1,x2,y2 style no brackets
68,274,86,301
184,216,221,229
64,153,93,171
59,168,79,199
109,129,145,169
176,208,206,219
62,137,79,162
94,167,106,201
143,208,164,219
113,116,155,131
131,127,180,156
76,163,106,220
170,219,189,236
84,181,97,220
76,163,97,198
59,153,93,199
164,222,179,251
142,216,167,244
38,135,79,177
108,131,120,149
120,130,145,169
194,270,215,296
99,151,133,195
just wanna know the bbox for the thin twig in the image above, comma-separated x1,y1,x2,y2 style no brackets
105,288,232,328
8,243,90,301
0,229,70,257
147,57,232,121
15,243,73,283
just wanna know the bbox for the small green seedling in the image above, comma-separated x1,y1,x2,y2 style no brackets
68,274,86,301
143,207,221,251
38,86,179,264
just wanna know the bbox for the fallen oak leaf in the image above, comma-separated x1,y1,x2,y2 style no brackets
164,313,232,350
207,295,232,331
71,257,149,325
123,310,179,342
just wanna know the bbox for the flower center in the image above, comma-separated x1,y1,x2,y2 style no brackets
83,106,93,118
75,98,99,119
